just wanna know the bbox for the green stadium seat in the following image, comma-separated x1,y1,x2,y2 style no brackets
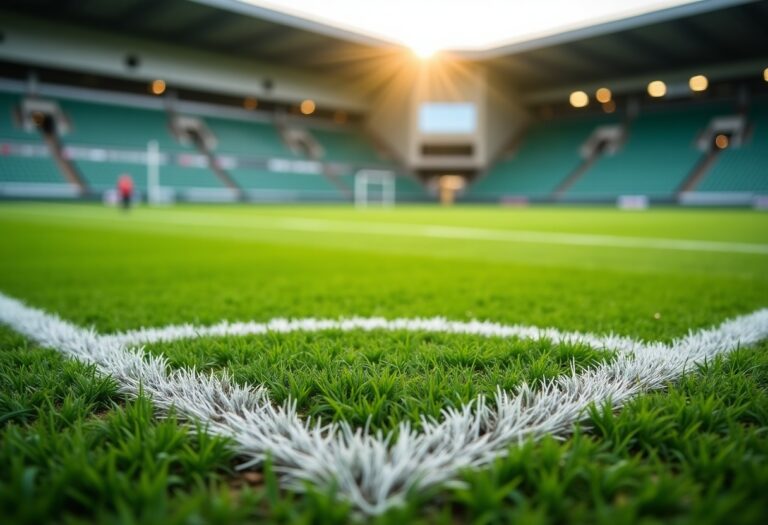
0,92,40,142
568,103,733,199
75,161,222,192
229,168,342,200
204,117,297,158
392,175,428,201
59,99,188,152
696,102,768,193
0,155,64,183
466,116,616,200
311,127,385,163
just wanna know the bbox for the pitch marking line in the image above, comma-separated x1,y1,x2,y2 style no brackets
1,291,767,515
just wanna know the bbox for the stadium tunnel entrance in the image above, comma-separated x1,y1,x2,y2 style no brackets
418,169,473,205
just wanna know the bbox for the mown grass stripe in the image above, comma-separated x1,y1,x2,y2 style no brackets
0,290,766,515
5,206,768,255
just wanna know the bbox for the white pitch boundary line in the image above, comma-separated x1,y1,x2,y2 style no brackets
1,291,767,515
5,206,768,255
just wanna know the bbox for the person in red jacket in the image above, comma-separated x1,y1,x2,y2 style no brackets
117,174,134,210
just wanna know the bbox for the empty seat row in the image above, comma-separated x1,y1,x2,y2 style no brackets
75,161,222,192
696,103,768,193
469,100,766,201
570,103,733,198
467,116,618,200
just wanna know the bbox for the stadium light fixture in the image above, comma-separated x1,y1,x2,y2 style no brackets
595,87,612,103
243,97,258,110
569,91,589,108
689,75,708,92
300,99,316,115
714,134,729,149
150,79,166,95
647,80,666,98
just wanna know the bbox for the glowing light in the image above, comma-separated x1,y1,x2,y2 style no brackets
596,87,612,103
689,74,708,92
150,80,166,95
569,91,589,108
647,80,666,98
413,46,435,59
243,97,258,110
602,100,616,113
764,67,768,82
714,134,729,149
300,99,316,115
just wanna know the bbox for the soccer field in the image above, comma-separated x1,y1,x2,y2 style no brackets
1,202,767,523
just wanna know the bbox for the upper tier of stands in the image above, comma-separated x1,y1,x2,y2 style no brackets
696,102,768,193
466,116,618,200
568,103,733,199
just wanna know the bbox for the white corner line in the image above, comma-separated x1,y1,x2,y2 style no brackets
1,290,767,515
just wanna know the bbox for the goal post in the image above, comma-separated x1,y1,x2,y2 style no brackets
146,139,160,205
354,169,395,208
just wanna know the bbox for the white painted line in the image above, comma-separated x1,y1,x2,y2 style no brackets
102,316,641,354
1,290,767,515
5,206,768,255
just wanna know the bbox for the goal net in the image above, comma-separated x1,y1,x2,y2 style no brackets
354,169,395,207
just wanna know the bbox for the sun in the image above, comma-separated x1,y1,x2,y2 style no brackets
408,39,442,59
411,43,438,59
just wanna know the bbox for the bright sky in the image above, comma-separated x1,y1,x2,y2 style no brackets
243,0,699,55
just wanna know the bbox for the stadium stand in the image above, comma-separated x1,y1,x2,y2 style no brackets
0,92,33,142
0,155,63,183
228,168,340,200
696,102,768,193
74,161,148,193
567,103,733,200
393,175,430,201
0,92,74,188
466,116,618,200
311,128,385,163
0,85,430,202
75,160,225,193
59,99,185,151
204,116,297,159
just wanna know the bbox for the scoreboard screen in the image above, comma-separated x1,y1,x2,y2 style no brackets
418,102,476,134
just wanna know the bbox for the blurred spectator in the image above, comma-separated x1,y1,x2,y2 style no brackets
117,174,134,210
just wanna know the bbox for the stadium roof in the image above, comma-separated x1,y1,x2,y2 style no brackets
3,0,767,92
240,0,702,55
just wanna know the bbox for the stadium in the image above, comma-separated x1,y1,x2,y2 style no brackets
0,0,767,522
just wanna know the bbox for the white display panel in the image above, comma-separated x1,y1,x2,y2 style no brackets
418,103,476,134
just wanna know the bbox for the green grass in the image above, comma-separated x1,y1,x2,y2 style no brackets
0,202,767,523
148,332,609,433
